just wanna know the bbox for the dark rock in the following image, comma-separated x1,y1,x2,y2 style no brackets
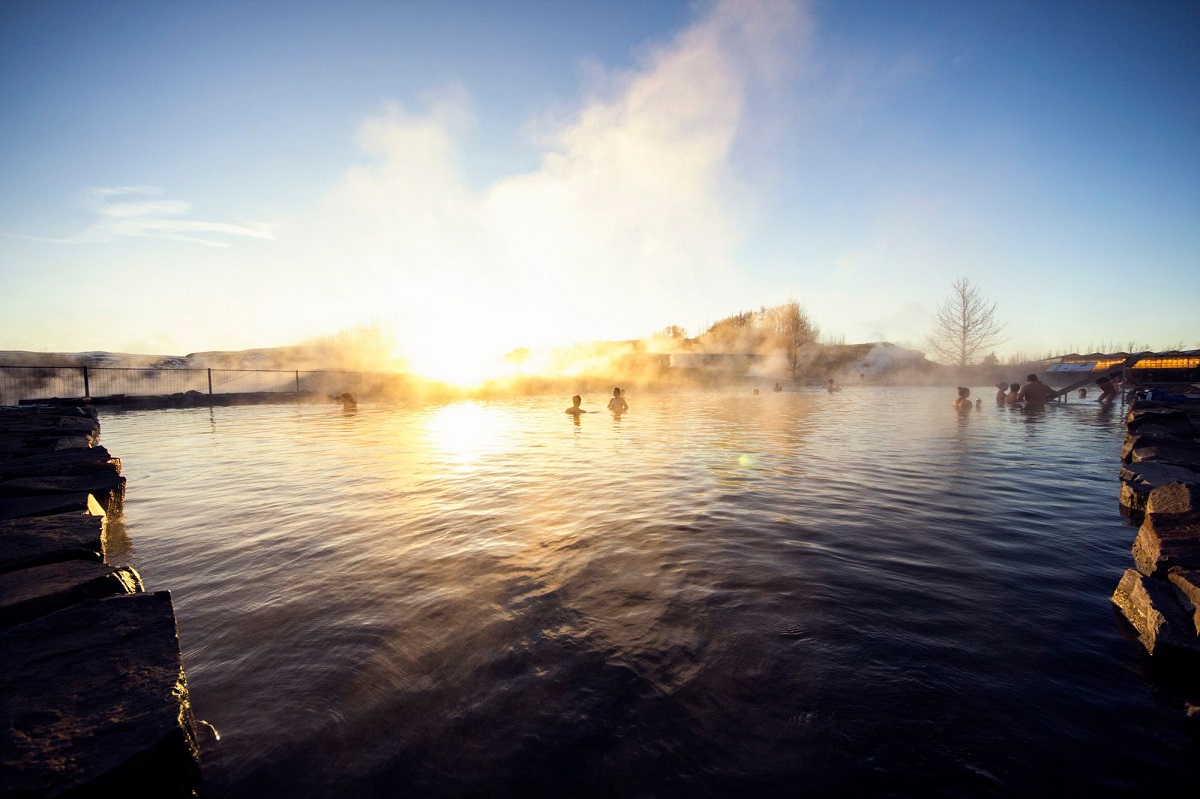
1168,567,1200,635
1127,438,1200,465
0,591,203,798
0,514,106,574
0,472,126,516
1111,568,1200,662
1132,514,1200,576
0,560,142,628
1126,407,1193,434
1118,463,1200,511
0,492,104,521
0,446,120,479
1145,481,1200,517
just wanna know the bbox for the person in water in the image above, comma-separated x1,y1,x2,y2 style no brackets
826,379,840,393
951,386,971,410
1016,373,1058,405
1006,383,1021,404
566,395,588,415
607,387,629,414
995,382,1009,403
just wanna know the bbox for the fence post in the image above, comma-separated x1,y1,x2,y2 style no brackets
295,370,300,393
207,368,213,396
82,366,90,398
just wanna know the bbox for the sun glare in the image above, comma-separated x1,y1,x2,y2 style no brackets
423,402,510,465
399,327,514,388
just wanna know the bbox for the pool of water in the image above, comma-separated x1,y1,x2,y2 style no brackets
97,386,1200,797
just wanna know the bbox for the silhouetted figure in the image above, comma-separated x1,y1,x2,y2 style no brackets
607,387,628,414
566,395,587,416
1096,376,1118,405
826,379,840,393
995,382,1009,403
952,386,971,410
335,392,357,412
1006,383,1020,404
1016,374,1057,405
773,382,783,392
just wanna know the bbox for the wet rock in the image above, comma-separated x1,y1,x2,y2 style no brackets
0,472,127,516
1167,568,1200,634
1118,463,1200,511
1145,481,1200,517
0,492,104,520
1111,568,1200,662
1126,407,1193,434
0,559,142,627
1132,514,1200,577
0,446,120,479
1126,438,1200,466
0,514,106,573
0,591,203,798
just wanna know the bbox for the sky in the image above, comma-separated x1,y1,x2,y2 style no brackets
1,0,1197,380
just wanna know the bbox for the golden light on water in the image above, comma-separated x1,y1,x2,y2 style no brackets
423,401,510,465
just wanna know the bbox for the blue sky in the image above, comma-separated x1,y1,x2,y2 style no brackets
1,0,1197,377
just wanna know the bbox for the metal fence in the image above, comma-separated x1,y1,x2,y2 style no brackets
0,365,366,406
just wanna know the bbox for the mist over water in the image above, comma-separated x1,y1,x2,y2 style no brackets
99,387,1200,797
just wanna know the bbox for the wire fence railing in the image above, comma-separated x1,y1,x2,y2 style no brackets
0,365,367,406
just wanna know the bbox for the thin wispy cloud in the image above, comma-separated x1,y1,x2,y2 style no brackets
4,186,272,247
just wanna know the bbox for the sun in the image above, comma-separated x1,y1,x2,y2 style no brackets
398,326,514,389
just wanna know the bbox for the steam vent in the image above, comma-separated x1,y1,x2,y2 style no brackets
0,404,203,798
1112,397,1200,681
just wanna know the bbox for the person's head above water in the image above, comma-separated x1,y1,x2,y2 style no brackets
957,386,970,398
612,387,621,398
1009,383,1020,392
572,395,582,407
1026,374,1040,382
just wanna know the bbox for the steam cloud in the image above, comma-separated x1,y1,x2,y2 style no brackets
291,0,807,377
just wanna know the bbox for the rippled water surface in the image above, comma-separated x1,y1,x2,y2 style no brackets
97,387,1200,797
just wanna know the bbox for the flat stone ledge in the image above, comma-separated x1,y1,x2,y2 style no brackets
1111,568,1200,664
1131,514,1200,577
0,492,105,521
1145,480,1200,516
0,591,202,799
0,472,127,517
1118,463,1200,512
0,559,143,628
0,514,106,575
1168,567,1200,635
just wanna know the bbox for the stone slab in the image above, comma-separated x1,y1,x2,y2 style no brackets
0,560,142,628
1145,481,1200,517
0,492,104,521
1168,567,1200,635
0,446,120,479
0,472,126,515
1127,438,1200,465
0,591,202,798
1118,463,1200,511
1111,568,1200,662
0,514,106,574
1132,514,1200,576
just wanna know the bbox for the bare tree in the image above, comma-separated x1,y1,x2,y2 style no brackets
767,299,819,379
925,278,1006,367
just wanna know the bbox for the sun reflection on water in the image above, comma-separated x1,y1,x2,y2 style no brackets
423,401,510,466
